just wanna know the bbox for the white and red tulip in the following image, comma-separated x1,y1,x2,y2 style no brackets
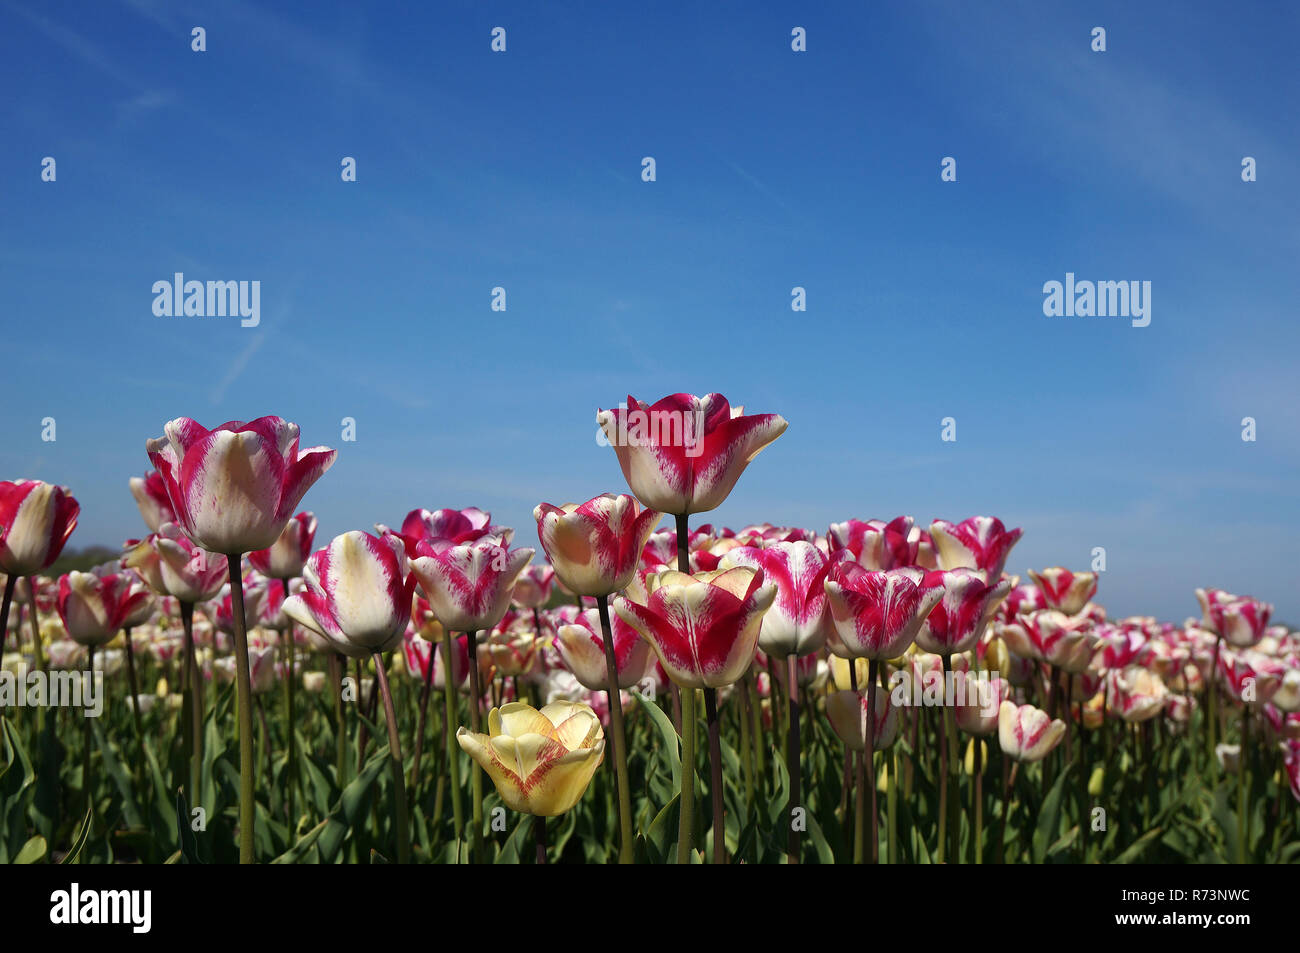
248,511,318,580
1027,567,1098,616
146,416,336,555
597,393,787,515
612,567,776,689
0,480,79,576
56,570,152,647
914,568,1011,656
406,535,535,634
555,606,653,691
282,531,416,659
928,516,1023,579
718,540,830,658
997,700,1066,762
823,563,942,660
534,494,662,597
128,471,177,534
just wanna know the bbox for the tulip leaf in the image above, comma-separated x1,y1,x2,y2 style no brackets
633,690,679,791
59,803,94,865
92,719,143,829
1113,826,1163,863
1031,764,1071,863
175,789,201,863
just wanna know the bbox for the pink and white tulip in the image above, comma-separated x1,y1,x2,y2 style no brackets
928,516,1023,579
534,494,662,597
146,416,336,555
0,480,79,576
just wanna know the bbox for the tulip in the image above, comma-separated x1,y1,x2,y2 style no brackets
128,471,176,533
827,516,919,570
248,511,317,581
597,393,787,516
555,607,652,691
0,480,80,659
1106,667,1168,723
826,685,901,750
407,535,534,635
406,531,533,860
534,494,662,597
719,541,830,659
146,416,335,863
457,700,605,861
146,416,336,557
996,610,1097,674
510,564,556,609
283,530,415,861
928,516,1023,579
1196,588,1273,648
998,701,1066,762
615,565,775,863
57,571,152,649
914,569,1011,657
0,480,80,577
1028,568,1098,616
390,506,497,550
824,564,942,661
953,671,1010,736
613,567,775,690
282,531,415,659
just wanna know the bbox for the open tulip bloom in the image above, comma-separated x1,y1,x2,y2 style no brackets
457,700,606,861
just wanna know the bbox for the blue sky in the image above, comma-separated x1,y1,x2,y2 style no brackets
3,0,1297,622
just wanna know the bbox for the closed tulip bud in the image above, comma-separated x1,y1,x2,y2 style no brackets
248,511,317,580
146,416,336,555
534,494,662,597
1272,668,1300,713
928,516,1023,579
301,670,327,693
963,738,990,774
282,531,416,659
997,582,1045,623
998,700,1066,762
613,567,775,689
914,569,1011,656
1218,649,1283,706
0,480,80,576
484,611,539,678
824,563,942,661
57,571,152,648
407,535,535,634
129,471,176,534
457,700,605,816
555,607,652,691
826,685,901,751
1027,567,1098,616
719,540,830,659
597,393,787,515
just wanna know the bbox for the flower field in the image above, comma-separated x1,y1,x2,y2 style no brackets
0,395,1295,865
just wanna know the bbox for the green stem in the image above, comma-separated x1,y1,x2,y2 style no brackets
942,654,961,864
867,657,880,863
181,602,202,811
1237,705,1249,864
785,654,801,864
595,595,634,864
282,579,296,829
466,629,485,862
374,653,411,863
705,686,726,864
677,686,697,864
851,660,865,864
227,555,256,864
442,631,464,859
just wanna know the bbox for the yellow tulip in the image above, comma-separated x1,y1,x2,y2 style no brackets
456,701,605,816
